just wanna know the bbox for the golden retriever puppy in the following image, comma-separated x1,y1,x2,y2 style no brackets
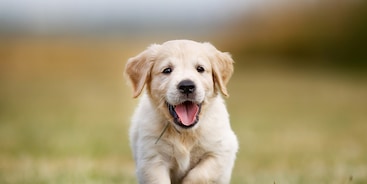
125,40,238,184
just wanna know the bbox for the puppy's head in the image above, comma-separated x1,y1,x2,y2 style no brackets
125,40,234,129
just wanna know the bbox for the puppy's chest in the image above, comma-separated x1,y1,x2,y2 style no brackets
170,141,206,174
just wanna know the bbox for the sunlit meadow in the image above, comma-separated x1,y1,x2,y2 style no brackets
0,39,366,183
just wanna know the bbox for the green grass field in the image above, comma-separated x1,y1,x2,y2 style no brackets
0,40,366,183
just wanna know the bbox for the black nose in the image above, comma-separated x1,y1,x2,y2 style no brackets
178,80,196,94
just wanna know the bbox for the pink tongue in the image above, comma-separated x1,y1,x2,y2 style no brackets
175,102,199,126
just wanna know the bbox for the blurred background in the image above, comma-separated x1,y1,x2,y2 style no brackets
0,0,366,183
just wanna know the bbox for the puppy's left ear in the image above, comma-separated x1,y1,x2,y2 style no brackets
124,44,160,98
208,44,234,97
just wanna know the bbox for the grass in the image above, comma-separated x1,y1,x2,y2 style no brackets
228,66,367,183
1,39,367,183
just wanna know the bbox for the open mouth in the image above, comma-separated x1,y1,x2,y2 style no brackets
167,101,201,128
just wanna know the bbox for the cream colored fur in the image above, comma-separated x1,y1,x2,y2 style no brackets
125,40,238,184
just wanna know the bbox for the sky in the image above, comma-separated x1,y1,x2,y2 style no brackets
0,0,325,36
0,0,260,35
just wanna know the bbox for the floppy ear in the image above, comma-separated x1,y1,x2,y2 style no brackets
124,44,160,98
210,47,234,97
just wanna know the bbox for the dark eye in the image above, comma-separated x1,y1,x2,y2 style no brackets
162,67,172,74
196,66,205,73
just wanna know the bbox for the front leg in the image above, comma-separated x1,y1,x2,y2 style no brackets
182,154,233,184
136,157,171,184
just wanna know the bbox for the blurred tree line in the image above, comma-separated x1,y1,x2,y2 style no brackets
217,1,367,69
1,1,366,71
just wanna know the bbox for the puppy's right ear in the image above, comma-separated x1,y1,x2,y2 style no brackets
125,44,160,98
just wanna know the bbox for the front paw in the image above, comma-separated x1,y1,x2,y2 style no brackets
182,171,216,184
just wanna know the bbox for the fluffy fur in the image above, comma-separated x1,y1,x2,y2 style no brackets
125,40,238,184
